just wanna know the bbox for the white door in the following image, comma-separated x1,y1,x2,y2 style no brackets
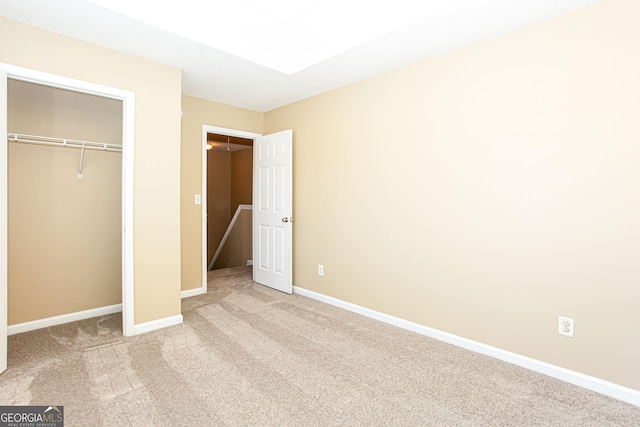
0,70,8,374
253,129,293,293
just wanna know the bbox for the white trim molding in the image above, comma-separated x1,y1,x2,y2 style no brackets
203,126,262,141
8,304,122,336
181,288,206,299
1,69,8,372
10,308,184,337
201,125,261,294
133,314,183,335
1,62,136,337
200,126,208,296
293,286,640,407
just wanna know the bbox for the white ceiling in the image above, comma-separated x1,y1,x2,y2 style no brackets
85,0,459,75
0,0,602,112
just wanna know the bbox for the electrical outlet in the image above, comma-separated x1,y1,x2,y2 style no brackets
317,264,324,276
558,316,574,338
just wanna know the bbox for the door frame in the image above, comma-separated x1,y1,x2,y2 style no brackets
200,125,261,292
1,63,136,337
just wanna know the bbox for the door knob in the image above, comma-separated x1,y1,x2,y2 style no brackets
282,217,289,222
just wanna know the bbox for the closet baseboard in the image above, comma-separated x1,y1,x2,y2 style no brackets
133,314,183,335
181,287,206,299
8,304,122,336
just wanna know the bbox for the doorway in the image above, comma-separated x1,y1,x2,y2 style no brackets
206,132,253,271
199,126,261,293
199,126,293,295
0,63,135,362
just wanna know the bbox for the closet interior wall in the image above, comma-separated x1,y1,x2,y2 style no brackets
7,79,123,326
207,146,253,269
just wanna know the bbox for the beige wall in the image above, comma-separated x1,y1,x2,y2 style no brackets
7,80,122,325
206,148,253,267
1,17,183,325
230,148,253,215
180,95,262,291
207,150,231,265
8,79,123,144
264,0,640,390
213,210,252,269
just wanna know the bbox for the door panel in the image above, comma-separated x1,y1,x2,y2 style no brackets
274,227,285,274
253,129,292,294
259,225,269,269
259,166,270,209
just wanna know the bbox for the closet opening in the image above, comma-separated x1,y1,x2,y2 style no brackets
7,77,123,332
2,67,134,341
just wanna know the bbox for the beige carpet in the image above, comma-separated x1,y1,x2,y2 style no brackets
1,266,639,426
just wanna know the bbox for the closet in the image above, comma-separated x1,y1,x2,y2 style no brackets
7,78,123,328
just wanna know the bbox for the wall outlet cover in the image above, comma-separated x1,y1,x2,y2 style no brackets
558,316,574,338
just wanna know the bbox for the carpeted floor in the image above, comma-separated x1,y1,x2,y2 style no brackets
1,265,639,426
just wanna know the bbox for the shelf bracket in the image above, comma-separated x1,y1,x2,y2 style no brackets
78,142,86,178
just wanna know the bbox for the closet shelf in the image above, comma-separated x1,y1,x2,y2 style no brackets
7,133,122,152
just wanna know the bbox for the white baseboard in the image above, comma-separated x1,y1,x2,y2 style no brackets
8,304,122,336
181,287,206,299
293,286,640,407
8,306,184,337
133,314,183,335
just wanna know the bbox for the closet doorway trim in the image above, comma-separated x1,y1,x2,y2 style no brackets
0,62,135,337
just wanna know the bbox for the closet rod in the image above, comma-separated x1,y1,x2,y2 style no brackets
7,133,122,152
